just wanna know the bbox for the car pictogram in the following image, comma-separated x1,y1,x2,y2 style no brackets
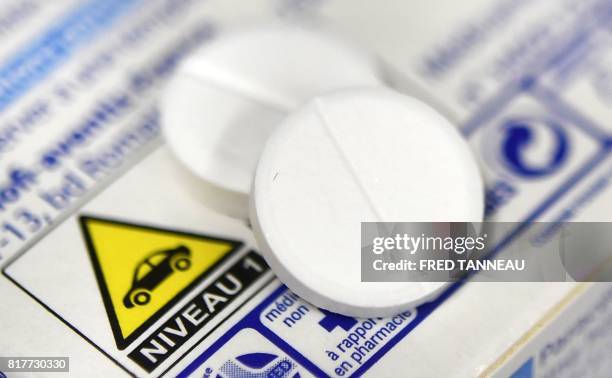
123,245,191,308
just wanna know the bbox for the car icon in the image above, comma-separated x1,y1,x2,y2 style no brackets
123,245,191,308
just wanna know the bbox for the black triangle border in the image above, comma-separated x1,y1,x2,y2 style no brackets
79,214,243,350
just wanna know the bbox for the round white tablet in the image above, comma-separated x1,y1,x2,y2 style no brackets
161,24,383,218
250,88,484,317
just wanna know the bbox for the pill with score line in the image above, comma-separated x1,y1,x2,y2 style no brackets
161,24,384,219
250,88,484,317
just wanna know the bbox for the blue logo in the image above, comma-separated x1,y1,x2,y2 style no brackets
216,352,300,378
318,308,357,332
500,118,569,178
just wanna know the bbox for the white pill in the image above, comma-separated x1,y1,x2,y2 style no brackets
250,88,484,317
161,24,383,218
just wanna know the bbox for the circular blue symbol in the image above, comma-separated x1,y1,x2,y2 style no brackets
219,352,300,378
500,118,569,178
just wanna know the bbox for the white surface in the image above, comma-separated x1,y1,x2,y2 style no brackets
250,88,484,317
161,24,383,218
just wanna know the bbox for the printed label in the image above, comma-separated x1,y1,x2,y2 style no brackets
3,149,271,376
80,215,242,349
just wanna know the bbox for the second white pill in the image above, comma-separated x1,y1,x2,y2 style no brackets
161,24,383,218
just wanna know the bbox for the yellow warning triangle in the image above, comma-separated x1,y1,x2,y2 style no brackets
80,215,242,350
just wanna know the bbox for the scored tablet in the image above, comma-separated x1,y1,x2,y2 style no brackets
250,88,484,317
